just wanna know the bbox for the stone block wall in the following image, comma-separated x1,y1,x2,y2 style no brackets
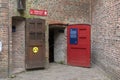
91,0,120,80
0,0,9,78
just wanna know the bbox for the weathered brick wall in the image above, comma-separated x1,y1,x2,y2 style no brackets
12,20,25,73
91,0,120,80
10,0,91,24
0,0,9,78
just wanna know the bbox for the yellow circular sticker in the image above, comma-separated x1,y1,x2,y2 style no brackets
33,47,39,54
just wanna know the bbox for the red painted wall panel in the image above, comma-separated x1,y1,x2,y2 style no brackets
67,24,91,67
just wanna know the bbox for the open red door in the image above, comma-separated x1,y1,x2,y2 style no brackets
67,24,91,67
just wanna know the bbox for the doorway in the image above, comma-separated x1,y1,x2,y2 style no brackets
12,18,46,72
12,16,25,73
49,24,67,64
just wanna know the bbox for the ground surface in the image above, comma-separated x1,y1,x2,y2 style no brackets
1,63,111,80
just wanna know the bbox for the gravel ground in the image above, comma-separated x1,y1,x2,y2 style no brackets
1,63,111,80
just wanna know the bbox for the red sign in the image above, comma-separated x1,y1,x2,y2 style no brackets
30,9,48,16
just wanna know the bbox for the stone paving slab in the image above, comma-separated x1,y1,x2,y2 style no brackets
2,63,111,80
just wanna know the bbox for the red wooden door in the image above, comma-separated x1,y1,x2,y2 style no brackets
67,24,91,67
25,18,45,69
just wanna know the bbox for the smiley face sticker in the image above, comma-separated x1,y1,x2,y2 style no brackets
33,47,39,54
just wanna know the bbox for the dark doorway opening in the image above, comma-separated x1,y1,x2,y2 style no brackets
49,24,67,63
49,28,54,63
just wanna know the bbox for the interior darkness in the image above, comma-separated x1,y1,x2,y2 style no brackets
49,28,54,62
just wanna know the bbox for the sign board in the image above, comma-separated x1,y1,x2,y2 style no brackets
30,9,48,16
70,28,78,44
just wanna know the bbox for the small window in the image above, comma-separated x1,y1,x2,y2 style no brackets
12,26,16,32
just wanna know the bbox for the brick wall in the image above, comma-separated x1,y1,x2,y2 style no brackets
91,0,120,80
0,0,9,78
10,0,91,24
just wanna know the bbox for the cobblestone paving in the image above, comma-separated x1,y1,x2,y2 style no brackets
1,63,111,80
